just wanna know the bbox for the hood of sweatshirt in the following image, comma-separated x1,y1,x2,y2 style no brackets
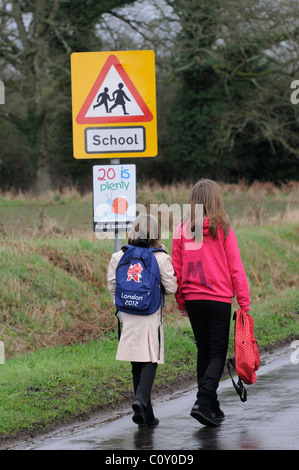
203,217,210,235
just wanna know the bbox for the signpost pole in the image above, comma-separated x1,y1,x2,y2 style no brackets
110,158,124,253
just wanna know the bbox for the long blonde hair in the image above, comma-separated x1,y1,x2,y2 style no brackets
188,179,231,239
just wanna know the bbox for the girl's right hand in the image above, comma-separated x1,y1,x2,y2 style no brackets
178,309,188,317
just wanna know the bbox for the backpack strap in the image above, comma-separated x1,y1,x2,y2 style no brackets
149,247,167,307
149,247,167,255
115,310,121,341
226,358,247,402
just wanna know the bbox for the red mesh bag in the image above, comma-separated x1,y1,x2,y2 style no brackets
227,309,260,402
235,308,260,385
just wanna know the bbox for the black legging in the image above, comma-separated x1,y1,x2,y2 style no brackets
185,300,231,403
131,362,157,422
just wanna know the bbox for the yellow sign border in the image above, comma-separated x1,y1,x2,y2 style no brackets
71,50,157,159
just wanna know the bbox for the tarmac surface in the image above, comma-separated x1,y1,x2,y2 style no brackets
5,346,299,451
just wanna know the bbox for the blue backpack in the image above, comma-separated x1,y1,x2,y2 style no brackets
115,244,166,316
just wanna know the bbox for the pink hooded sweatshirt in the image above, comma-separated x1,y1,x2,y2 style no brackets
172,218,250,311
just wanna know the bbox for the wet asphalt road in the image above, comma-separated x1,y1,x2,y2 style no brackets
8,348,299,450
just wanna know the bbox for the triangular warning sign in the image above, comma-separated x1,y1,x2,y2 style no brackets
76,55,153,124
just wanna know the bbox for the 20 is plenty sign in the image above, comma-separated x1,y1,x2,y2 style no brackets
93,164,136,232
71,51,157,159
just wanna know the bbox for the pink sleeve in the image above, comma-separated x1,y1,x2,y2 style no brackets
172,226,186,310
224,228,250,311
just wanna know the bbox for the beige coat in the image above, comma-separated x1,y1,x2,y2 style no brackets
107,248,177,364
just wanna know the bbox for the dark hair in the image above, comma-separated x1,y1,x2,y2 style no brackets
128,214,162,248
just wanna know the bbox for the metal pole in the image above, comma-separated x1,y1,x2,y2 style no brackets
110,158,124,252
114,231,123,252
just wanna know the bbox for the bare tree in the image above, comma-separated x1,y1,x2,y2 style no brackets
0,0,68,192
0,0,136,192
213,0,299,159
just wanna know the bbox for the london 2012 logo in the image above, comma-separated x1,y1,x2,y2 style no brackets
127,263,143,282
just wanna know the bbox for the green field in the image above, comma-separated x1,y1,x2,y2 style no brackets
0,182,298,439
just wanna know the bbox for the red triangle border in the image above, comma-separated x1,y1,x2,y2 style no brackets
76,55,153,124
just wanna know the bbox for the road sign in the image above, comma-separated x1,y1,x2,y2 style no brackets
71,51,157,159
93,164,136,232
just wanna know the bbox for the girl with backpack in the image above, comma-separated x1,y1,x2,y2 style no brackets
108,214,177,427
172,179,250,426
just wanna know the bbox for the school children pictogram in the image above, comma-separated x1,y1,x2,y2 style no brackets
93,87,112,113
76,55,153,124
93,83,131,115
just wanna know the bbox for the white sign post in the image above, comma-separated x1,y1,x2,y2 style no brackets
93,164,136,247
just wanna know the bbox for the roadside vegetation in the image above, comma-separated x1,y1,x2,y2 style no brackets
0,181,298,439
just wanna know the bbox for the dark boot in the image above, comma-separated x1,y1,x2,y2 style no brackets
131,362,158,427
211,399,225,421
132,399,159,427
139,400,159,427
190,394,218,426
132,399,146,425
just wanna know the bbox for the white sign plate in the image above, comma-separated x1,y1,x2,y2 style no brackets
93,164,136,232
86,127,145,154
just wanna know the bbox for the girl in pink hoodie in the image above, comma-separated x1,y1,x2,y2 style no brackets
172,179,250,426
